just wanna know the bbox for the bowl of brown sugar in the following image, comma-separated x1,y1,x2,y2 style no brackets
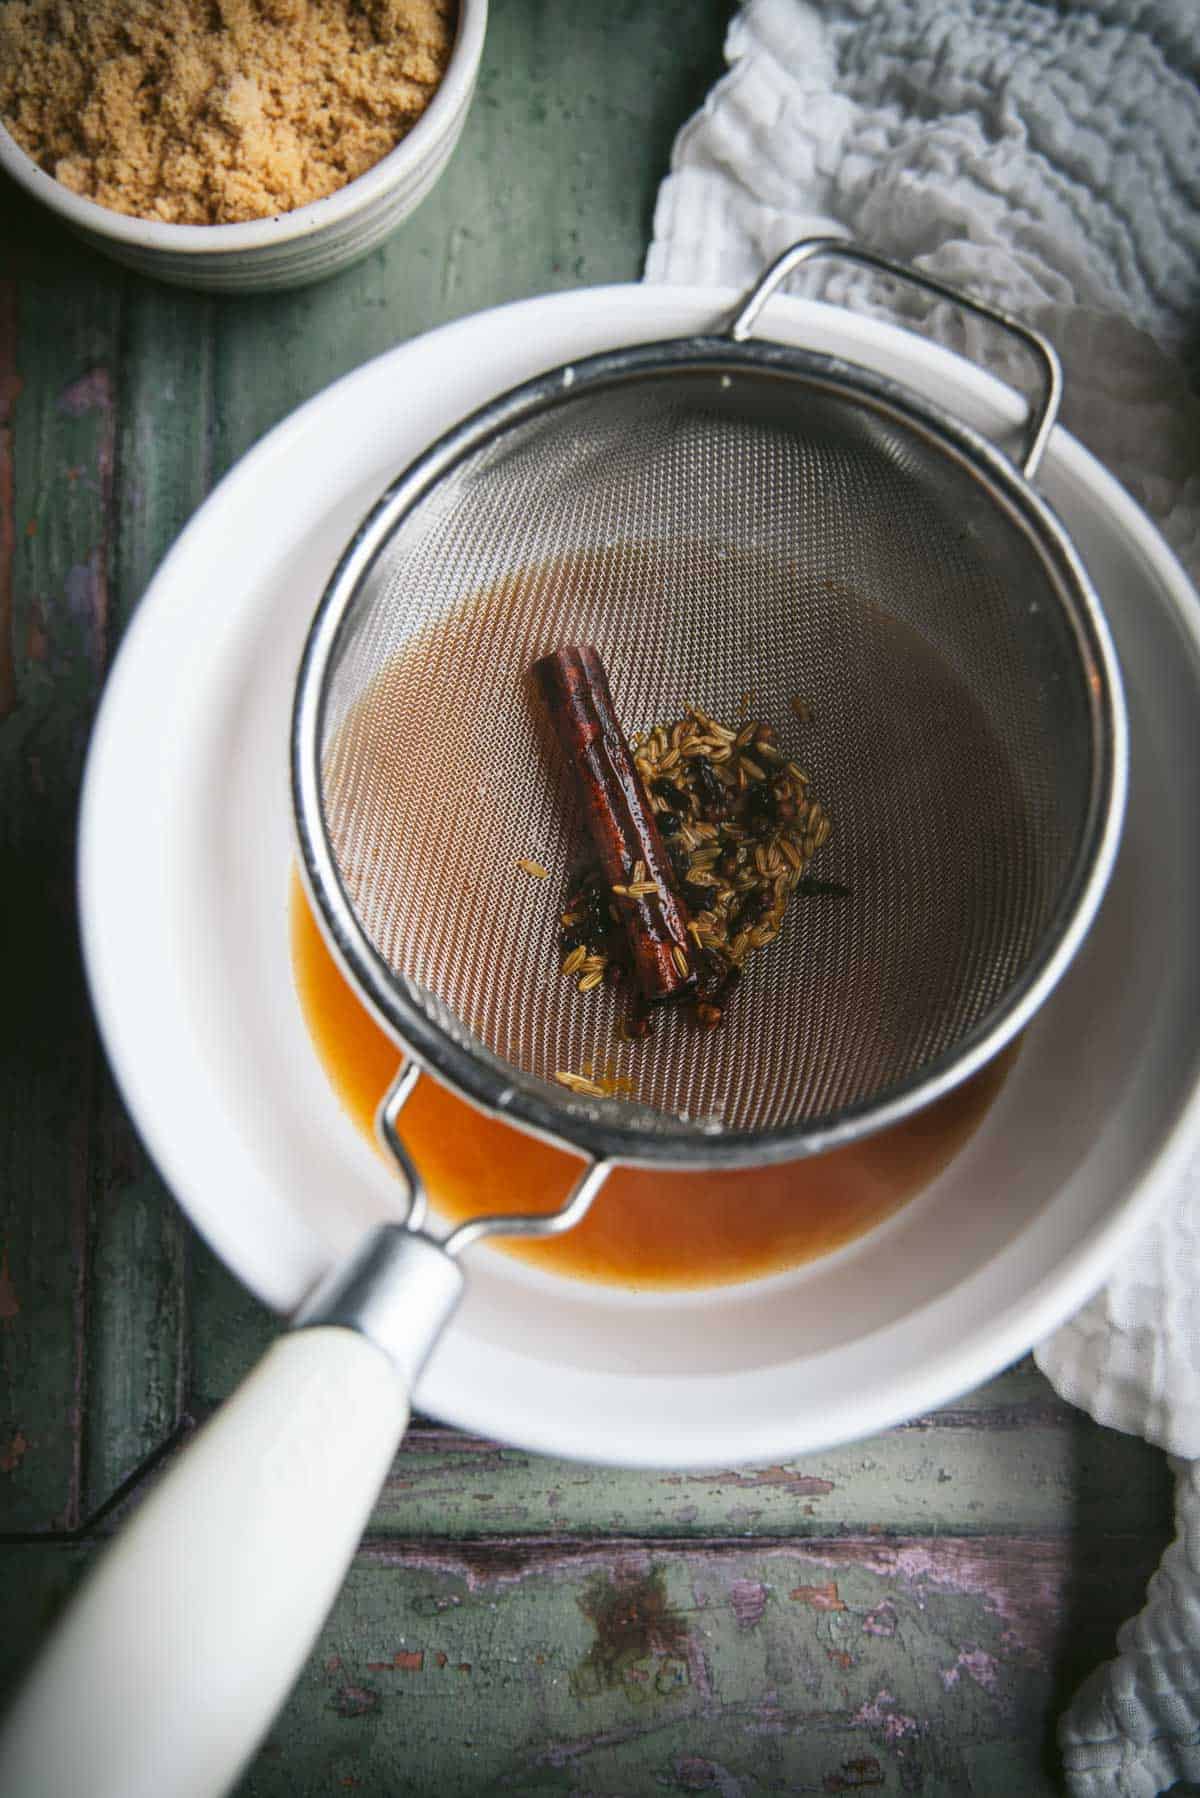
0,0,485,292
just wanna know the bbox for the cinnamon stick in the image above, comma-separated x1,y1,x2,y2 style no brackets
533,645,696,1006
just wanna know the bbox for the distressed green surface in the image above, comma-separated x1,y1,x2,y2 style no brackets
0,1529,1171,1797
370,1412,1172,1542
1,273,119,1533
0,2,1185,1793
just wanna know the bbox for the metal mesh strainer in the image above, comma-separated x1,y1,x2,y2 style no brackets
294,240,1125,1193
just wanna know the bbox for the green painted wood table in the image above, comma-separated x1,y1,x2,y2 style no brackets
0,5,1186,1794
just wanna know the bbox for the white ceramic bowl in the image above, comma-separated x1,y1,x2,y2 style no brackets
0,0,486,293
77,283,1200,1468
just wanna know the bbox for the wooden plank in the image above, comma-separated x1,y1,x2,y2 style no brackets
0,198,206,1527
111,283,215,614
0,258,122,1531
0,1530,1168,1796
234,1533,1197,1796
368,1412,1170,1542
80,1094,190,1520
81,1392,1173,1551
78,279,215,1517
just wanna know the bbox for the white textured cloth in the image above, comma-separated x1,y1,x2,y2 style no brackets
644,3,1200,1792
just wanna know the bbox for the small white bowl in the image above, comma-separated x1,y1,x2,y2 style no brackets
0,0,486,293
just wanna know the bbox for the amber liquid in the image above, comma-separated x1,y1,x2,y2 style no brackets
290,876,1013,1290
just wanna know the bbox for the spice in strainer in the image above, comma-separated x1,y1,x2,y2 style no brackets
533,646,698,1013
536,645,843,1045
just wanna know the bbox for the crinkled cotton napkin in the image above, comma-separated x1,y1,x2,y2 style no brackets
644,3,1200,1791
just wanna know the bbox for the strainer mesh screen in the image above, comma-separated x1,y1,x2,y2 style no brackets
318,369,1093,1137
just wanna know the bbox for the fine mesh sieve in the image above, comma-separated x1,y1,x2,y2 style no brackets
294,240,1126,1193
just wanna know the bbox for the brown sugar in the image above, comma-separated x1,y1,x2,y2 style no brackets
0,0,457,225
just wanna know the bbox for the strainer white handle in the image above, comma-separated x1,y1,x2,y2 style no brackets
0,1062,609,1798
728,235,1063,480
0,1226,465,1798
0,1328,414,1798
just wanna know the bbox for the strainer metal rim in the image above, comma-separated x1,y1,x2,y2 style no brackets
292,334,1128,1170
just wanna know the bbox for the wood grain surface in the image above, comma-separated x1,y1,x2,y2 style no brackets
0,4,1185,1794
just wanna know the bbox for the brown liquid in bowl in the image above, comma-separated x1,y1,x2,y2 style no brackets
290,876,1014,1290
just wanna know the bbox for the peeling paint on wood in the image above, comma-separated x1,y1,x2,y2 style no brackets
365,1649,423,1673
0,1520,1174,1793
941,1645,1000,1692
728,1579,767,1631
791,1580,848,1611
689,1464,837,1495
362,1410,1173,1540
850,1689,921,1743
572,1564,690,1699
330,1683,379,1720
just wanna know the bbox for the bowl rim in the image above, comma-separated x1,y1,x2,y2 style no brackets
0,0,486,254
